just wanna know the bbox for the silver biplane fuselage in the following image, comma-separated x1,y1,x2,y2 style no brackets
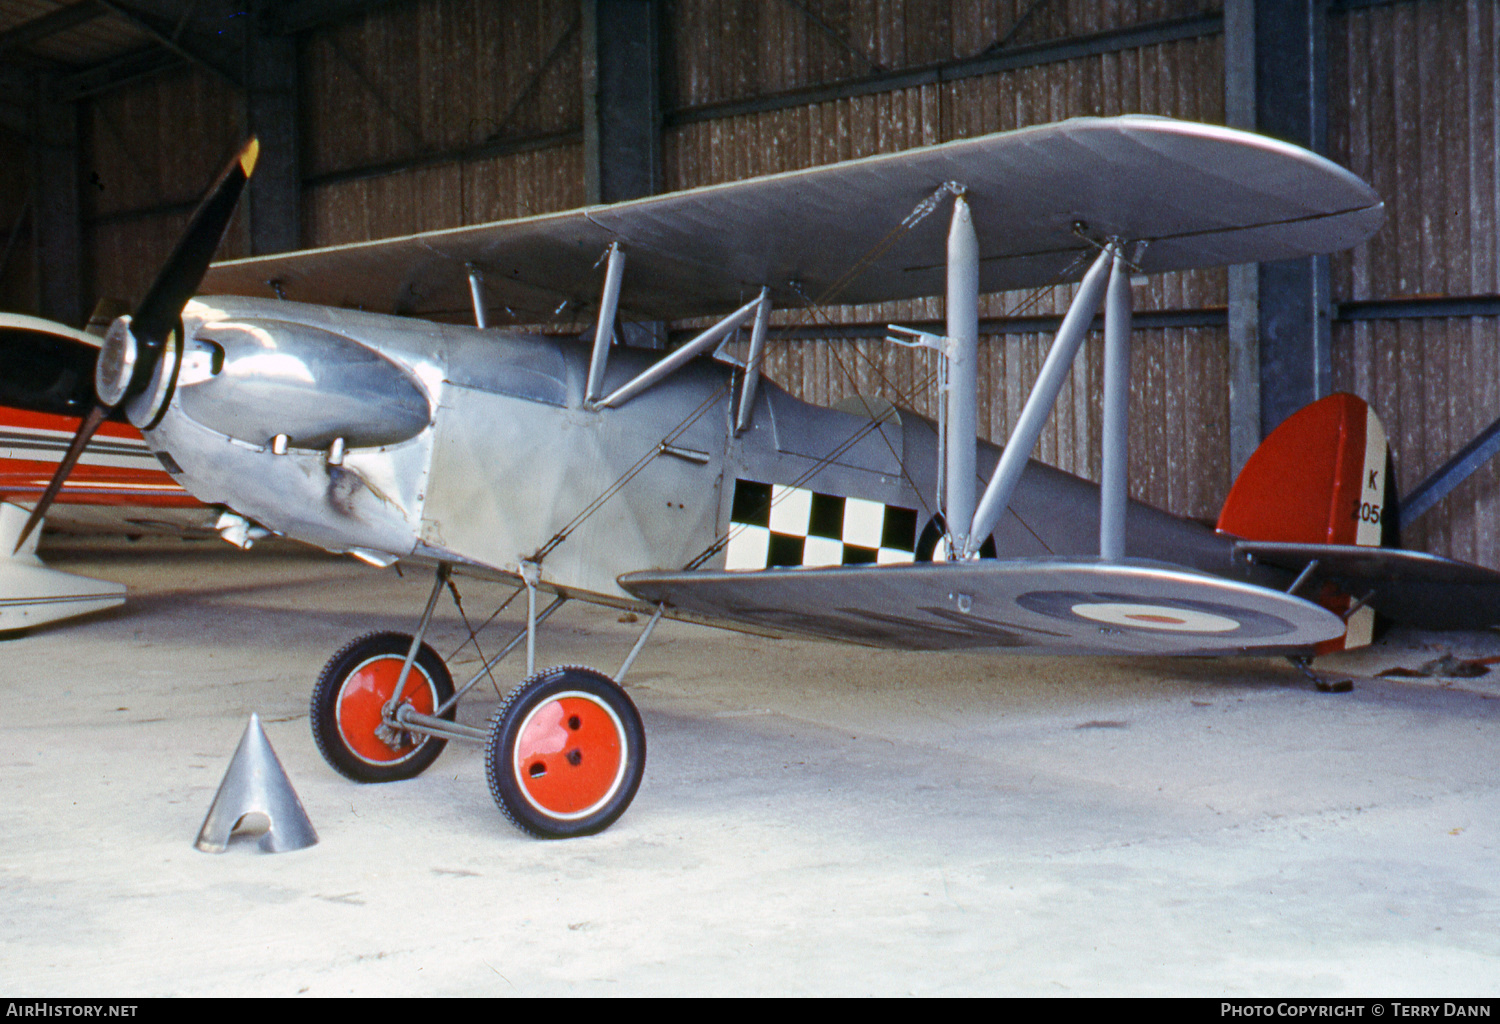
153,294,1246,616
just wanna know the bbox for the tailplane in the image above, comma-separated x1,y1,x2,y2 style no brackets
1217,393,1397,651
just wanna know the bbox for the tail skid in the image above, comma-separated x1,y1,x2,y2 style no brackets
0,502,125,632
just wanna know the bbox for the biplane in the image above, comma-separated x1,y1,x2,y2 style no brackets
11,114,1500,838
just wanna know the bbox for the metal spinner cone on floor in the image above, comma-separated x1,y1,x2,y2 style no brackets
195,713,318,853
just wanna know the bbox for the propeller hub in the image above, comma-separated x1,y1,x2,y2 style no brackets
96,315,138,408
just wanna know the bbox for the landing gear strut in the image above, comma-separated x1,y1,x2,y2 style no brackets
307,562,658,838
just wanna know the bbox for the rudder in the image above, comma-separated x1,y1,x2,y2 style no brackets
1217,393,1397,651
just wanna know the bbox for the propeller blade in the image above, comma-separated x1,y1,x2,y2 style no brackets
12,403,109,554
14,138,259,553
132,138,259,348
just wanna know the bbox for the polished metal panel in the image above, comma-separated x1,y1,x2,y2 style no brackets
419,344,729,599
178,316,431,449
444,329,568,406
145,298,439,563
149,392,432,560
202,116,1384,323
766,386,901,477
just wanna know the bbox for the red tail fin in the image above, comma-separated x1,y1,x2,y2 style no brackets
1217,393,1394,651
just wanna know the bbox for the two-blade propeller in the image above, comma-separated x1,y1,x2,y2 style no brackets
14,138,259,554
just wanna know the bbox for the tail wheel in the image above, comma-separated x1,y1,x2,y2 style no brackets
485,666,646,839
310,631,455,783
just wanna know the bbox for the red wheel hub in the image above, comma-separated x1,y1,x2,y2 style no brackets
513,693,626,817
336,656,437,764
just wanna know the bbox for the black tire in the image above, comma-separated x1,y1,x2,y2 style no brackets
485,666,646,839
310,631,456,783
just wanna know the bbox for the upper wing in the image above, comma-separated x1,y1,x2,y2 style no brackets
620,556,1346,656
202,115,1383,323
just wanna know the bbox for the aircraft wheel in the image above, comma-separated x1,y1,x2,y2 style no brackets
485,666,646,839
310,631,456,783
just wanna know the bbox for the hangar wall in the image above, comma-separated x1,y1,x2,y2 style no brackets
84,70,247,307
301,1,585,242
1327,0,1500,565
9,0,1499,564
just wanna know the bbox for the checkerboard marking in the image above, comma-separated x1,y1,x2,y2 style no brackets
725,479,919,569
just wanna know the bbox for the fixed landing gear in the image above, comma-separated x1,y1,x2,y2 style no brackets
306,563,656,838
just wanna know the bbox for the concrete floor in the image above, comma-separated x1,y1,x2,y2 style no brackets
3,537,1500,996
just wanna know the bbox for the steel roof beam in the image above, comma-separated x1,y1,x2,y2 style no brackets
0,1,106,56
51,43,180,100
244,3,299,255
29,82,83,327
90,0,241,89
583,0,661,205
259,0,410,35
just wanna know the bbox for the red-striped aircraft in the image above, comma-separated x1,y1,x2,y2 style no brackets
0,312,216,630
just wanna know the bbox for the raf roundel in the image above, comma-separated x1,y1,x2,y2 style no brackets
1068,602,1242,633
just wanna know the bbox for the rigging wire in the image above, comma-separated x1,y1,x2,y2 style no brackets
440,574,510,699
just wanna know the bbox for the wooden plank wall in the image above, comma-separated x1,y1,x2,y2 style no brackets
666,0,1213,106
1328,0,1500,566
77,0,588,305
301,0,585,245
81,66,246,309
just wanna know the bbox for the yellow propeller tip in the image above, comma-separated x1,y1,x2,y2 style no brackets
240,138,260,177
